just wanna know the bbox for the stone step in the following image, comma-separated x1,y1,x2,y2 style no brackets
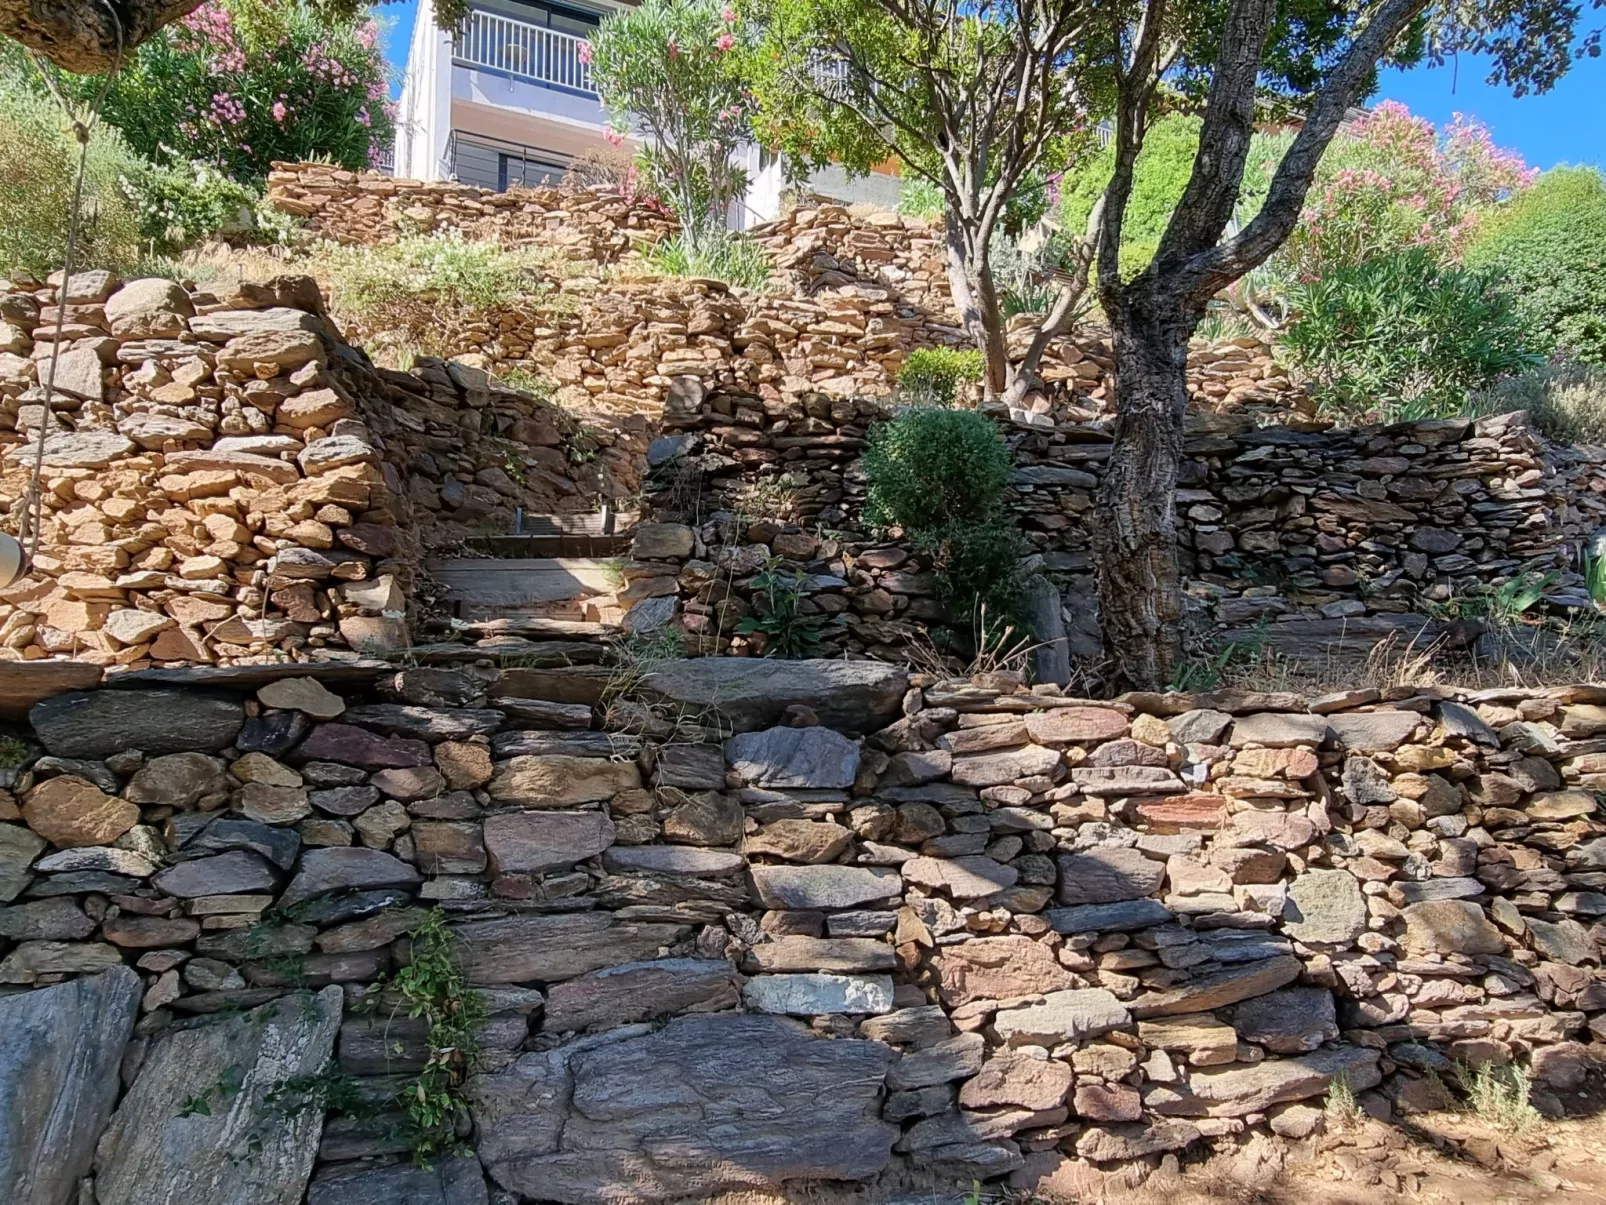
457,615,619,641
463,511,638,559
425,557,621,611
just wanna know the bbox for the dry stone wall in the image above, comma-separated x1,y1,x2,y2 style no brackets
266,164,1309,423
0,268,635,670
0,663,1602,1202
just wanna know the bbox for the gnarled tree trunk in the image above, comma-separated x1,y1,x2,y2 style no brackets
1091,292,1198,689
944,218,1009,399
0,0,202,74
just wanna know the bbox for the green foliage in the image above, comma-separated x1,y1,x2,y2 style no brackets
1463,1060,1542,1132
1465,167,1606,364
136,159,259,248
0,735,30,768
897,347,985,407
863,408,1023,616
863,408,1011,532
317,233,549,321
897,177,944,221
647,231,772,289
385,910,483,1165
42,0,393,185
1059,115,1202,272
0,77,145,276
589,0,751,247
914,519,1027,617
736,560,828,657
1280,248,1538,421
1468,361,1606,446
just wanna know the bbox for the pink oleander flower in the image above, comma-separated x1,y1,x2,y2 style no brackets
603,127,625,146
272,100,287,123
716,32,734,51
577,40,592,64
721,5,736,21
668,38,679,59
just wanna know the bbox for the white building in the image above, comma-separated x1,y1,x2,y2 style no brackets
394,0,786,223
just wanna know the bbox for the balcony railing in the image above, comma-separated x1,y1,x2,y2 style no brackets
454,10,597,96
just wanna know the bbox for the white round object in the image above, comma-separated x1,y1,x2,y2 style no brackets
0,534,25,589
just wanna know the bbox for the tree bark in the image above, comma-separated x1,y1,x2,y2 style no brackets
0,0,203,74
944,218,1008,399
1091,293,1197,689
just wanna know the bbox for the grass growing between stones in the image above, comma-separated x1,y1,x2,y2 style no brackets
1464,1061,1543,1133
1324,1071,1363,1127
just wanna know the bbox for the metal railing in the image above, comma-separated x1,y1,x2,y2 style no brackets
446,129,572,191
454,10,597,95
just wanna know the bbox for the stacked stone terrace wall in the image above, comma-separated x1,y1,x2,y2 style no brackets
0,663,1603,1201
267,163,1309,423
0,268,639,670
637,399,1602,662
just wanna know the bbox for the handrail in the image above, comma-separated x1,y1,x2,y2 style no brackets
454,10,597,96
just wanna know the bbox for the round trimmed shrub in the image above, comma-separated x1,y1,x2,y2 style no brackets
863,407,1011,532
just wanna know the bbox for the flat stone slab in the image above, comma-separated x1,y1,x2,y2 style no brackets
1166,1046,1381,1117
1056,847,1165,904
602,846,747,876
742,972,896,1015
307,1158,488,1205
93,987,342,1205
723,726,859,788
750,865,902,910
640,658,908,734
993,988,1130,1045
484,810,616,874
450,912,692,984
1046,899,1173,934
542,958,742,1032
902,855,1017,899
1130,955,1303,1018
472,1014,897,1201
31,689,243,758
0,966,141,1205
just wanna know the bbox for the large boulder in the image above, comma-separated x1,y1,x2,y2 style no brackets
471,1014,896,1202
640,659,908,733
93,987,342,1205
31,689,244,758
0,966,141,1205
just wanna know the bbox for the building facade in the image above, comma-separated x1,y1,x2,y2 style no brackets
394,0,787,224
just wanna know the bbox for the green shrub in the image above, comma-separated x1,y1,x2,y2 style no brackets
137,160,259,249
647,231,772,289
864,408,1011,531
1465,167,1606,363
1468,361,1606,445
1280,248,1538,420
897,347,985,407
914,518,1028,616
1058,114,1202,274
0,78,145,276
898,177,944,221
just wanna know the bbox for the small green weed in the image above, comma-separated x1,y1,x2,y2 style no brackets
0,735,29,768
1464,1060,1542,1132
1324,1071,1362,1126
736,560,828,658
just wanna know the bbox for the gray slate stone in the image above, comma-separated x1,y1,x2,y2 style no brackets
640,658,908,733
153,851,278,899
1168,1045,1381,1117
1325,711,1422,752
993,989,1130,1045
0,824,47,902
483,810,615,874
1045,899,1172,933
1227,713,1330,748
542,958,742,1032
31,690,244,758
450,912,691,984
750,864,903,910
178,818,301,870
342,705,504,741
93,987,341,1205
1283,869,1367,944
0,966,141,1205
1056,847,1165,905
1229,987,1339,1053
279,848,421,907
471,1014,897,1201
307,1159,488,1205
1168,709,1233,746
724,726,860,788
601,846,747,876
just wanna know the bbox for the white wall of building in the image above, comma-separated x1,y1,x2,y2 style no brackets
394,0,454,180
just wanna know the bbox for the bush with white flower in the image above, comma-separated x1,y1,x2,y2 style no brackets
587,0,753,250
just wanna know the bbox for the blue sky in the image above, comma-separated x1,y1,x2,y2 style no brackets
378,3,1605,171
